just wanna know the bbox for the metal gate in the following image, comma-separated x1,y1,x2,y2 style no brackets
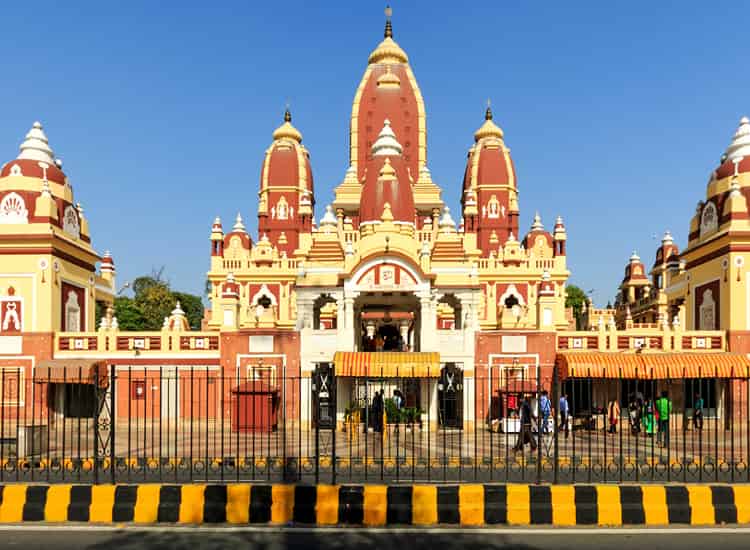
438,363,463,428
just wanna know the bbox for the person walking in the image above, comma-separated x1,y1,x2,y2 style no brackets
558,393,570,438
513,395,537,453
608,399,620,434
372,390,384,433
693,393,704,431
539,390,551,435
656,390,672,447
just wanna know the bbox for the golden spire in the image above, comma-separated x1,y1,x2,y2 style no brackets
272,107,302,142
474,102,504,142
368,5,408,64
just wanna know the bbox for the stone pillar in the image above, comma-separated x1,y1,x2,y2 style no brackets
340,296,356,351
420,295,435,352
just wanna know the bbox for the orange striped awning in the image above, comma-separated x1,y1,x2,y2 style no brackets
333,352,441,378
557,352,750,379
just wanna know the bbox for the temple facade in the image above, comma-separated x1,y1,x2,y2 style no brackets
0,10,747,438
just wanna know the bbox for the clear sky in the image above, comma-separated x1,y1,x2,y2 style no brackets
1,1,747,306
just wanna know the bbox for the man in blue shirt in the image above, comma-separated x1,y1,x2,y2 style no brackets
539,390,551,434
558,393,569,438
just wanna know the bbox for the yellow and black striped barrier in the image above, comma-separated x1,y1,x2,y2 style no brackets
0,484,747,525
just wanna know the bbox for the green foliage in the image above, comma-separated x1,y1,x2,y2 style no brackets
110,270,204,331
384,399,423,424
113,296,146,331
135,282,174,330
565,284,589,330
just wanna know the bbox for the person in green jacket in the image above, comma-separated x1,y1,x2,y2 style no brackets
642,399,656,437
655,390,672,447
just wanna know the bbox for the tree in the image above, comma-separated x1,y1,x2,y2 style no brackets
97,269,205,331
565,284,589,330
112,296,145,330
135,282,175,330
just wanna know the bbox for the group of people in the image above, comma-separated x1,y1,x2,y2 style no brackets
510,389,693,452
362,331,409,352
512,390,553,452
626,391,694,446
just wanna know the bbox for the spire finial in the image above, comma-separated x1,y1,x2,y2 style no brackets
485,99,493,121
284,105,291,123
384,5,393,38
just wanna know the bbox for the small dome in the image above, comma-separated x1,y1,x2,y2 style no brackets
439,206,456,231
725,116,750,162
272,109,302,143
319,205,337,228
371,119,403,157
376,65,401,87
233,212,246,232
474,106,504,141
530,212,544,232
368,37,409,65
18,121,55,164
661,230,673,245
630,250,641,262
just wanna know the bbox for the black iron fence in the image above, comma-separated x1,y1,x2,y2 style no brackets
0,364,748,484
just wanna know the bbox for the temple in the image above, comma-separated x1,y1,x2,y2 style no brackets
1,9,749,439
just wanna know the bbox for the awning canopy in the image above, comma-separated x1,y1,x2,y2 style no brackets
35,360,109,386
557,352,750,379
334,352,441,378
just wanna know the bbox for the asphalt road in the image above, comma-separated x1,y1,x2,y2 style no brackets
1,527,750,550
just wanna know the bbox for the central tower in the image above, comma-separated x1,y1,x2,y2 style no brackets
334,7,443,226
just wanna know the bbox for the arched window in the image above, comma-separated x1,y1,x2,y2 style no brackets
437,294,462,329
313,294,337,330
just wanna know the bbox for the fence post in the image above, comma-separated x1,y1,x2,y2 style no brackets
536,362,542,484
93,364,100,485
552,361,559,484
331,373,337,485
110,364,116,485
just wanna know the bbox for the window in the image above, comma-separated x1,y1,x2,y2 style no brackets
504,294,519,309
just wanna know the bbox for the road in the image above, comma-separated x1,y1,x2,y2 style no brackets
0,526,749,550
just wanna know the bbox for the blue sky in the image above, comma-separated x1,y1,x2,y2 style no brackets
0,1,747,306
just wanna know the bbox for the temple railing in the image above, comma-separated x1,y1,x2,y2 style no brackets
55,331,221,356
557,328,726,352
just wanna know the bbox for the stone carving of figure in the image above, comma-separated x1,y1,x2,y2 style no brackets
2,302,21,331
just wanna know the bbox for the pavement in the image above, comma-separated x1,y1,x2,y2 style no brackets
1,526,750,550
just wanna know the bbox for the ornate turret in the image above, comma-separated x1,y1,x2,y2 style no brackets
257,109,314,255
462,104,518,256
0,121,115,333
334,6,440,222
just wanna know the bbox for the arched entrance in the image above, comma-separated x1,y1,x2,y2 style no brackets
345,257,429,352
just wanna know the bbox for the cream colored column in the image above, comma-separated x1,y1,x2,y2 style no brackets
419,295,435,351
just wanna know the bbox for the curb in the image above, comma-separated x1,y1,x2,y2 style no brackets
0,483,746,526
